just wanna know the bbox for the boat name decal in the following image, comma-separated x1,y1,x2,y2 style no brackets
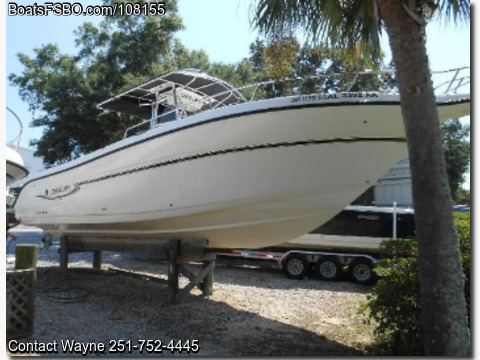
291,92,379,103
38,184,80,200
358,214,380,221
341,92,379,98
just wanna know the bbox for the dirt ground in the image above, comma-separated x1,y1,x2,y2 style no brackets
7,233,376,357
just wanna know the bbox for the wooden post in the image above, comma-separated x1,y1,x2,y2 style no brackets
167,239,180,304
15,245,39,279
60,236,69,280
93,250,102,269
201,258,215,297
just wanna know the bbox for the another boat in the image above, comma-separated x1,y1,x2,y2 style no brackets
13,69,470,249
274,205,416,254
6,146,28,188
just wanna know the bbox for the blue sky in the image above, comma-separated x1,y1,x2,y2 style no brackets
3,1,471,186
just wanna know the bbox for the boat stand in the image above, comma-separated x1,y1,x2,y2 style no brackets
59,235,215,304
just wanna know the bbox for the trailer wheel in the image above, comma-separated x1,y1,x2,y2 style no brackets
282,254,309,279
315,257,342,281
348,259,376,284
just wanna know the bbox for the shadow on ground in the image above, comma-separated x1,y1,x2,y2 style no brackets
96,251,373,294
26,266,362,357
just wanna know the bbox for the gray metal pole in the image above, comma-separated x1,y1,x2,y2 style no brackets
393,202,397,239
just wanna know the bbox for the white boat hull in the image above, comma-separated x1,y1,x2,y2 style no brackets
14,94,470,248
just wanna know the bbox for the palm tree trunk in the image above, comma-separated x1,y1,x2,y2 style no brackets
378,0,470,355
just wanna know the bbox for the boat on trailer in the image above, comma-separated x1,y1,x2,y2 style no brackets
13,68,470,249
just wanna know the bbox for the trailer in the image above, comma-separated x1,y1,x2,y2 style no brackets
223,248,379,284
218,204,416,285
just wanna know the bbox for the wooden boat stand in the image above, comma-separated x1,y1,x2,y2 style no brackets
59,235,215,304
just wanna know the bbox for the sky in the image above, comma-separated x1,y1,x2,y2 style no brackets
2,0,472,187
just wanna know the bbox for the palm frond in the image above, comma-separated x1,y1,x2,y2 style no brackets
437,0,470,24
253,0,469,65
253,0,383,64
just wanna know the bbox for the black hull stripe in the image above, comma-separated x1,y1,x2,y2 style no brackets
17,98,467,189
72,137,406,186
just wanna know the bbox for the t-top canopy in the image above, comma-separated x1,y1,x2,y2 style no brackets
97,69,247,119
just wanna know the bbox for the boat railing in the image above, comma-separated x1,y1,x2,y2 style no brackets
123,119,151,138
209,66,469,104
432,67,470,94
6,106,24,151
213,69,398,104
123,108,180,138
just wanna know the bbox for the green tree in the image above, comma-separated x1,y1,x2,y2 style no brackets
456,187,470,206
263,29,297,95
364,213,470,355
253,0,470,355
247,36,391,98
9,0,183,166
441,118,470,202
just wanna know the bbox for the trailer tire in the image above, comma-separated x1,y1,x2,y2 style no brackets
348,259,376,284
315,257,342,281
282,254,309,279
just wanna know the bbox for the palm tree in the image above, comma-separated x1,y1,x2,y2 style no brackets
253,0,470,356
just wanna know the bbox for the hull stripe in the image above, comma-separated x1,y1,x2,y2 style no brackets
17,98,467,188
65,137,406,188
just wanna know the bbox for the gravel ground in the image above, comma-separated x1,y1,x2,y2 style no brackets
7,228,375,357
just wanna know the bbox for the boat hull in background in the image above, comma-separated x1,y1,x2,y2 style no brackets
273,205,416,253
6,146,28,187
